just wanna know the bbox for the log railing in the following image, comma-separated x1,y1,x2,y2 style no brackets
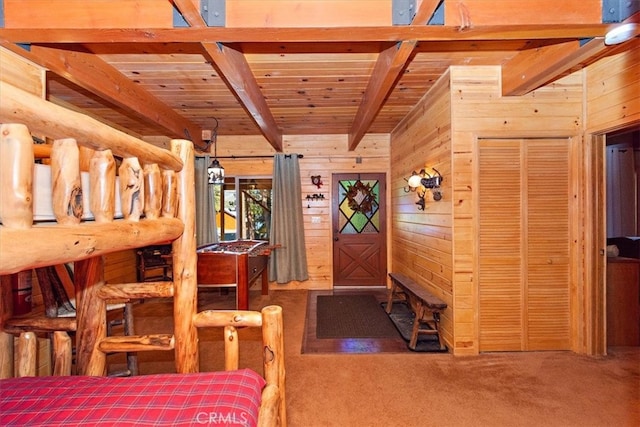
0,80,199,376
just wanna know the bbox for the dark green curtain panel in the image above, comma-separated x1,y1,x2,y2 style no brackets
269,154,309,283
194,155,218,247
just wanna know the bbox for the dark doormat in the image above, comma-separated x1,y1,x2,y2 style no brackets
382,302,449,353
316,294,400,339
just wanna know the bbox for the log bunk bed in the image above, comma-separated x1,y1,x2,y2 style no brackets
0,81,286,426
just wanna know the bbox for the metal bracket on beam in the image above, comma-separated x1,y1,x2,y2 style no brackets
201,0,225,27
602,0,640,23
0,0,4,28
393,0,416,25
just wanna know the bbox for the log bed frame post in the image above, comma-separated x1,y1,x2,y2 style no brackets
262,305,287,427
75,256,107,376
171,138,199,373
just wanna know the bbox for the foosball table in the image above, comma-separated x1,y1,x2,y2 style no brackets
196,240,273,309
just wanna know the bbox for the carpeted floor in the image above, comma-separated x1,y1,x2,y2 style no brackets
123,288,640,427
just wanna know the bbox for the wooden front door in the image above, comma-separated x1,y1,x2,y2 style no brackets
332,173,386,286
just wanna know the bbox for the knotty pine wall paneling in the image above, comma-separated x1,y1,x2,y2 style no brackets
216,133,391,290
451,66,583,355
0,48,45,97
390,70,455,349
584,43,640,135
391,65,584,355
104,250,138,285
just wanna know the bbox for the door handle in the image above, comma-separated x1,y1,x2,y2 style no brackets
334,237,339,241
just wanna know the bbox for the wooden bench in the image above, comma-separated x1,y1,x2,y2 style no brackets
386,272,447,350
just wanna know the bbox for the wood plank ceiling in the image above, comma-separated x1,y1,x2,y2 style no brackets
0,0,638,151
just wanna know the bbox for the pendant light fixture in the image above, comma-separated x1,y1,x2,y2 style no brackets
206,118,224,185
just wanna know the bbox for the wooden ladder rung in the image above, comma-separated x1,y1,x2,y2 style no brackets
4,317,76,333
98,334,175,353
97,282,174,300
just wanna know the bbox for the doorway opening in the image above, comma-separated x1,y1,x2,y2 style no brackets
603,126,640,349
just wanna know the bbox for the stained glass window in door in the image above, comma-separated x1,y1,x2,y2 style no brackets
338,179,380,234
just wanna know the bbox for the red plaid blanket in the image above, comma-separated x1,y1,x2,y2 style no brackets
0,369,265,426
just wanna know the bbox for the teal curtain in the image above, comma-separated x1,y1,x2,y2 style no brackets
194,156,218,247
269,154,309,283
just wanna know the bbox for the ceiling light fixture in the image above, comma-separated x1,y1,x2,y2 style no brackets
604,23,639,45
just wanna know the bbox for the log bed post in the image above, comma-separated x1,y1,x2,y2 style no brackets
0,275,14,378
262,305,287,427
51,138,82,224
144,163,162,220
161,169,178,218
0,123,33,379
52,331,72,376
171,139,198,373
0,123,34,229
89,149,116,223
119,157,144,221
16,331,37,377
74,256,107,376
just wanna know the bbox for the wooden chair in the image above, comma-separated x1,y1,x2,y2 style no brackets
136,245,173,282
5,265,138,376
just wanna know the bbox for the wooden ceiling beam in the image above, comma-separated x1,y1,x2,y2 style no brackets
412,0,443,26
347,0,442,149
443,0,602,26
0,24,613,44
202,43,283,151
501,39,609,96
173,0,282,152
502,13,640,96
0,42,203,145
169,0,202,27
348,40,417,150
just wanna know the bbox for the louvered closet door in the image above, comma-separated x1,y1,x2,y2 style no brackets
479,139,571,352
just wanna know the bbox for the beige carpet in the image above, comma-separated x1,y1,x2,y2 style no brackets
122,288,640,427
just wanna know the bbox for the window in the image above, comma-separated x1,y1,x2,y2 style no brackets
216,177,272,241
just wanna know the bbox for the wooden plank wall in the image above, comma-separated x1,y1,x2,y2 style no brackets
104,250,138,284
390,72,454,348
0,48,45,97
215,133,391,290
391,65,585,355
584,44,640,134
451,67,583,355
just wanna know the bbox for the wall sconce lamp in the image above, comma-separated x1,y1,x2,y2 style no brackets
404,168,444,209
205,119,225,185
